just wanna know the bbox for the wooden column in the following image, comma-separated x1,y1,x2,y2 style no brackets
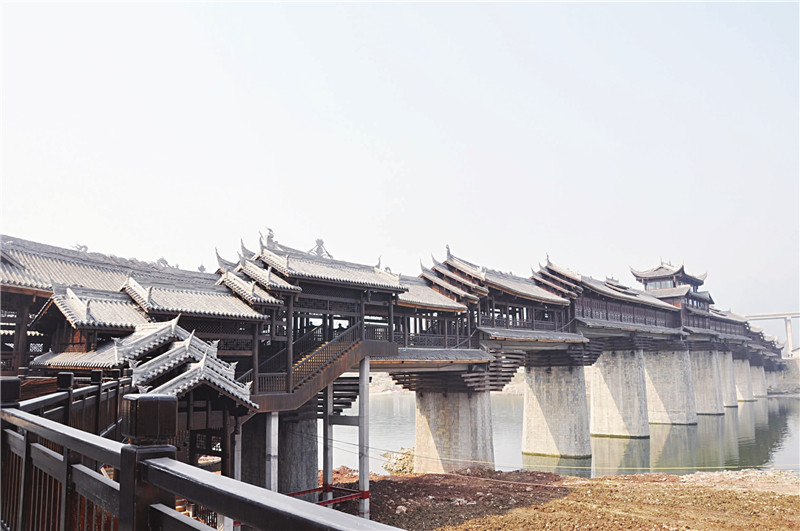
252,324,259,394
12,300,31,372
388,296,394,341
286,297,294,393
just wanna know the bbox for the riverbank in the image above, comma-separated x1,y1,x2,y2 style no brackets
329,467,799,530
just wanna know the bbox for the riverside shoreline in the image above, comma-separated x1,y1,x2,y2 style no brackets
327,467,799,530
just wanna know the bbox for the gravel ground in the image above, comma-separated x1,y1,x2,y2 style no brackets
327,466,799,530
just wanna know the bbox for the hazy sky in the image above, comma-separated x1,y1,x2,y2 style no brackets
2,2,798,343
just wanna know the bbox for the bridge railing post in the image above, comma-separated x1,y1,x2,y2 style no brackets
118,394,178,531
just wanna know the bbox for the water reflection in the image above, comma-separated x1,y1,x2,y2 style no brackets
521,454,592,478
322,394,799,476
649,423,698,475
591,437,649,476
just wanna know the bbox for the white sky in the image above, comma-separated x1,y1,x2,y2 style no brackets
2,2,798,343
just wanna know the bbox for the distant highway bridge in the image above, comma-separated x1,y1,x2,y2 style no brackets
744,312,800,357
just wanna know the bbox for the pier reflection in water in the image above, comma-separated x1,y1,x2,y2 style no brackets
321,394,799,476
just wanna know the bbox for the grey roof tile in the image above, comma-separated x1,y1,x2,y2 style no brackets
478,327,587,343
35,285,151,329
123,277,268,321
397,275,467,312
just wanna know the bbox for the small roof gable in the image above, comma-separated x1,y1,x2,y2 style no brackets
122,277,268,321
630,263,707,285
397,275,467,313
216,270,282,307
239,259,300,293
580,277,679,312
258,246,405,292
32,284,151,330
483,269,569,305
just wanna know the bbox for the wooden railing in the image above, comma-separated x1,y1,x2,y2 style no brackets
237,326,325,386
1,378,397,531
292,323,361,390
479,315,558,331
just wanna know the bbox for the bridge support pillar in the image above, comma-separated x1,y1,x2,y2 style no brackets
642,349,697,424
718,351,738,407
750,364,767,398
589,349,649,438
414,390,494,473
241,411,279,491
690,350,724,415
522,364,591,458
279,402,318,502
733,359,755,401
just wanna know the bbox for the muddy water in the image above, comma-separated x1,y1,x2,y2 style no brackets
319,394,800,477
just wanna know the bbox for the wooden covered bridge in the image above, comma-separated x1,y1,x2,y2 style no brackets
0,231,785,528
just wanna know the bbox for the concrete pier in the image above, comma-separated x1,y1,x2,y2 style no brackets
278,413,318,501
733,359,755,402
241,411,279,490
690,350,724,415
414,390,494,473
522,365,591,458
718,350,738,407
589,349,649,438
751,365,768,398
643,349,697,425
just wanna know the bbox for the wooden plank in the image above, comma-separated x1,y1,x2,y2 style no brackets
71,464,119,515
30,442,63,479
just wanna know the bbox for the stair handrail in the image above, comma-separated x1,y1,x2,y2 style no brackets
292,321,362,390
237,326,324,384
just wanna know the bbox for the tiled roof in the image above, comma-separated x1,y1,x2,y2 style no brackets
443,251,485,281
123,277,268,321
478,327,588,343
149,358,256,409
483,269,569,305
33,285,151,330
580,277,679,311
543,260,582,283
576,318,684,336
239,260,300,292
430,258,488,295
216,271,282,306
382,348,494,362
397,275,467,312
131,331,235,386
1,235,216,292
683,326,721,337
420,267,479,302
630,263,707,283
258,246,405,291
30,320,255,409
710,309,749,323
0,252,51,292
644,285,692,299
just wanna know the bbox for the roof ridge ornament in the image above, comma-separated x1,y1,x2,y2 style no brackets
308,238,333,259
446,244,452,260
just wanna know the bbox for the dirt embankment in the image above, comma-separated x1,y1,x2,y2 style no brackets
328,467,799,530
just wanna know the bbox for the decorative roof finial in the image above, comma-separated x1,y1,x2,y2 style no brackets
198,264,206,273
376,256,381,269
308,239,333,259
445,244,451,258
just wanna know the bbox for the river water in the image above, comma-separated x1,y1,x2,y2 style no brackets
319,394,800,477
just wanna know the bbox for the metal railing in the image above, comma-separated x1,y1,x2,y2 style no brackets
1,377,398,531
